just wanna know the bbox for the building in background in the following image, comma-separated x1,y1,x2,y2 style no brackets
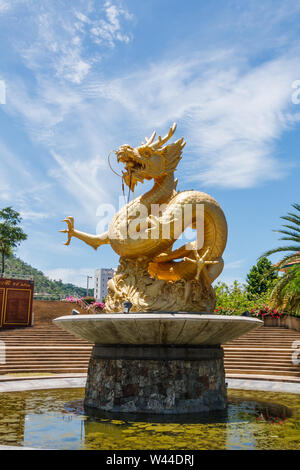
94,268,115,301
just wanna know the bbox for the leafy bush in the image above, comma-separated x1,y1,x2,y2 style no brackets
213,281,289,318
214,281,269,315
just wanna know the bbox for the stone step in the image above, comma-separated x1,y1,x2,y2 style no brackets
231,336,300,340
225,368,300,377
0,368,88,374
227,342,299,346
0,336,87,343
2,357,90,361
4,353,91,357
226,341,298,346
225,353,294,357
228,335,300,339
0,364,88,369
226,338,300,341
226,357,294,361
225,373,300,383
226,338,299,342
224,345,297,348
4,357,90,361
0,343,89,347
1,337,72,342
225,360,299,368
0,324,299,380
224,362,298,369
2,364,89,369
236,331,300,334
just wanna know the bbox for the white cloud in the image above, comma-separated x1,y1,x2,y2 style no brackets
16,1,133,84
4,50,300,220
20,210,50,221
57,56,91,85
74,11,91,24
49,151,110,218
82,53,300,188
44,267,95,287
0,0,10,13
1,1,300,227
90,1,133,47
3,75,118,220
224,259,245,270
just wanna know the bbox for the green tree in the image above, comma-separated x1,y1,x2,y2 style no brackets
246,257,277,297
261,203,300,316
0,207,27,276
262,203,300,268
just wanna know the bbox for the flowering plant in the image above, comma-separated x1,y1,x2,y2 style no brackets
88,301,105,313
249,305,287,319
214,306,236,315
214,304,287,318
63,296,105,313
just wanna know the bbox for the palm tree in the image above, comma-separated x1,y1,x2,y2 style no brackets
262,203,300,268
261,203,300,315
268,266,300,315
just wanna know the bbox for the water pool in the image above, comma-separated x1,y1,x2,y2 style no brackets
0,388,299,450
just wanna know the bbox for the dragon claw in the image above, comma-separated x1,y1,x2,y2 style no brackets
61,216,75,246
184,248,218,280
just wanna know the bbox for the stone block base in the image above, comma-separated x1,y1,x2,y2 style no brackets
84,345,227,414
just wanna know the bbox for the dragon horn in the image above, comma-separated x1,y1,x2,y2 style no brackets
150,123,177,149
144,130,156,145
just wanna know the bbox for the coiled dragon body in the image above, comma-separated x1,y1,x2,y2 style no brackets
62,124,227,310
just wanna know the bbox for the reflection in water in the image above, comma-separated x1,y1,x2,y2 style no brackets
0,388,299,450
0,394,26,445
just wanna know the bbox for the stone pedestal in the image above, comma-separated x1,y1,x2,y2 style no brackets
54,313,262,414
84,345,227,414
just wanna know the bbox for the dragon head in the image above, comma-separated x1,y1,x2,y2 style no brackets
116,123,185,191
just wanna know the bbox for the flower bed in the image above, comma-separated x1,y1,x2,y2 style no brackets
215,305,300,331
63,296,105,314
263,315,300,332
248,305,287,320
215,304,287,319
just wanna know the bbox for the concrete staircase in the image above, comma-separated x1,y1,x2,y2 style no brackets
223,326,300,382
0,325,92,375
0,324,299,382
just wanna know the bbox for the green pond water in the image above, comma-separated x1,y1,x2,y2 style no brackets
0,388,299,450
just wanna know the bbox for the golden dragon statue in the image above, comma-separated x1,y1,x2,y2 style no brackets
61,123,228,312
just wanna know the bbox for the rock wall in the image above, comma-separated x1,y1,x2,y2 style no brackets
84,348,227,414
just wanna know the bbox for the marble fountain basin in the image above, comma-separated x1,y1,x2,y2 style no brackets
53,313,263,345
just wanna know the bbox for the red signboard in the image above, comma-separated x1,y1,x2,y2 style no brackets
0,278,34,328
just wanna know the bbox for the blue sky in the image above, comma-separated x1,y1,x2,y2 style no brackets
0,0,299,287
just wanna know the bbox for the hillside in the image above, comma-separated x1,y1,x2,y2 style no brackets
3,255,93,299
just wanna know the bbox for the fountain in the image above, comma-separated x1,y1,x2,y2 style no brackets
54,123,262,414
